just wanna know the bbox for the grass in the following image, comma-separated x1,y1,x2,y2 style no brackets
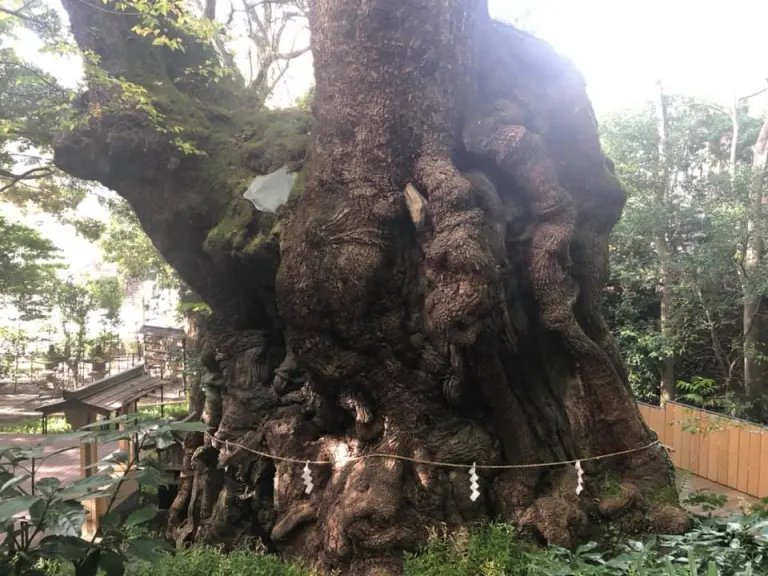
138,400,190,421
125,547,311,576
87,514,768,576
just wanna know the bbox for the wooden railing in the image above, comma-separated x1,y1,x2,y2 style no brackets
637,401,768,499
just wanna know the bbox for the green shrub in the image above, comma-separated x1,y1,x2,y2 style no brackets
0,415,71,434
125,547,312,576
403,518,768,576
404,523,530,575
138,400,189,421
109,515,768,576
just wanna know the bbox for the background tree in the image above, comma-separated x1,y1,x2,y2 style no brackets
739,91,768,416
0,214,60,319
653,83,676,402
54,275,123,386
100,198,179,291
603,92,768,417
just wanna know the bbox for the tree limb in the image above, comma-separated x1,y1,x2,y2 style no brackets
0,166,54,194
204,0,216,19
0,3,45,26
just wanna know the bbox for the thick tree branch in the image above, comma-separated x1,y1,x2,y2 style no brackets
0,3,45,25
52,0,306,328
0,166,54,194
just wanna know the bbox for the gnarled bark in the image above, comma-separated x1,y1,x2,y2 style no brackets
53,0,688,574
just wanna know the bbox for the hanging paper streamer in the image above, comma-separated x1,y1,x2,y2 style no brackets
469,462,480,502
575,460,584,495
302,461,314,494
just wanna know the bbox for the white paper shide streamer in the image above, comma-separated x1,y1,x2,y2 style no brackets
302,461,314,494
469,462,480,502
575,460,584,495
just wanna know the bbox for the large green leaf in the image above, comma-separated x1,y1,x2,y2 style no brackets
16,445,46,460
100,509,121,531
28,497,47,527
35,534,90,562
35,477,62,497
79,414,133,430
76,549,101,576
0,473,30,496
58,473,119,501
124,505,156,528
48,500,87,537
0,470,14,488
82,429,135,444
39,445,81,463
0,495,41,523
99,549,126,576
125,536,172,564
39,432,91,444
99,450,129,467
133,467,170,488
153,429,176,450
164,421,209,433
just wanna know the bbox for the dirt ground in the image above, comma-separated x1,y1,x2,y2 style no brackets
0,383,51,425
0,433,121,489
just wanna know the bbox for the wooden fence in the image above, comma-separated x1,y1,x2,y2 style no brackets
637,401,768,499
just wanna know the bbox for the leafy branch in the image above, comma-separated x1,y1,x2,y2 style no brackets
0,413,206,575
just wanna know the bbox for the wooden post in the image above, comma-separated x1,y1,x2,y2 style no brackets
114,400,139,511
67,409,108,540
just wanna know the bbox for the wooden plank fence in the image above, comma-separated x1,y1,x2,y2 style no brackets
637,401,768,499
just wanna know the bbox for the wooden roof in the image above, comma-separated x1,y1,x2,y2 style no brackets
36,364,165,416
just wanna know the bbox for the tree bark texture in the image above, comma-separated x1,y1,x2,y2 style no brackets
654,83,676,404
53,1,688,573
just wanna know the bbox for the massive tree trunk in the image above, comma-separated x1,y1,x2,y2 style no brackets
53,0,687,573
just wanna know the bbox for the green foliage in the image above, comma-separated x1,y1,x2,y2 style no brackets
138,401,190,422
295,86,315,111
236,108,310,174
125,546,311,576
50,276,124,385
0,214,60,319
677,378,727,409
56,518,768,576
602,95,768,410
0,414,205,576
682,489,729,513
99,198,178,290
0,416,70,435
0,325,29,383
0,413,208,576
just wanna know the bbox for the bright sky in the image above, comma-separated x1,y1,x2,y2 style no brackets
7,0,768,305
27,0,768,112
489,0,768,113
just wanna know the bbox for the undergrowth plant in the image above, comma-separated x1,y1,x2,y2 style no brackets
0,412,206,575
